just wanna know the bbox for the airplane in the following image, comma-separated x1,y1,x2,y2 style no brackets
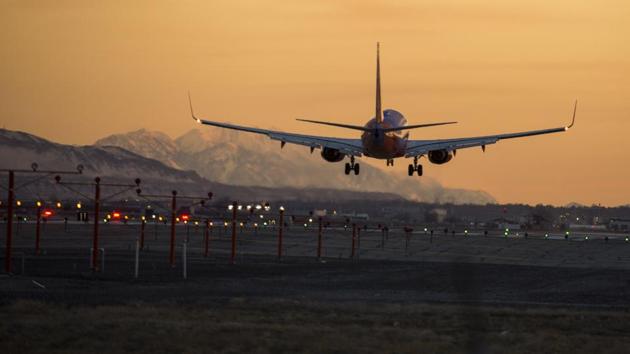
189,43,576,177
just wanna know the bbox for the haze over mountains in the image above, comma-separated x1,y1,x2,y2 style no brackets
95,128,494,204
0,128,406,202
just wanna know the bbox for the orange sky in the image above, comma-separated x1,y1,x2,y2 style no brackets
1,0,629,206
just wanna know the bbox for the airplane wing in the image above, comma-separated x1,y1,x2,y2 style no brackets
405,101,577,158
189,95,364,156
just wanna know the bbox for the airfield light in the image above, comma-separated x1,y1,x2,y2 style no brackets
308,218,313,223
181,214,190,221
279,206,285,211
505,228,509,232
16,200,22,207
424,227,428,232
254,223,258,227
260,214,264,219
237,205,243,211
152,214,156,219
585,235,589,240
504,232,508,237
56,202,62,208
176,217,180,222
228,204,234,210
43,209,53,217
566,231,570,235
194,221,199,226
184,220,188,224
76,202,82,209
255,204,262,210
103,218,108,222
239,222,244,227
304,223,308,228
246,205,252,210
263,222,268,226
36,201,42,207
224,221,228,227
141,216,146,221
112,212,121,219
545,234,549,239
625,236,629,242
158,216,163,222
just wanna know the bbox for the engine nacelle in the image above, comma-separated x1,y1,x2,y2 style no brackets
428,149,453,165
320,147,346,163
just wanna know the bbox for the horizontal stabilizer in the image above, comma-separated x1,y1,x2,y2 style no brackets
380,121,457,132
297,118,457,132
296,119,369,131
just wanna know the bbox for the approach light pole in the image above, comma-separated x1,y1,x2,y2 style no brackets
136,190,212,267
1,163,83,274
56,175,141,272
278,206,285,260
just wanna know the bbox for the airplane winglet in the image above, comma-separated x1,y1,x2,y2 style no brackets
188,91,201,124
565,100,577,130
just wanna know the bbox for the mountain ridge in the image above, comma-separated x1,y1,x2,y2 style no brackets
95,127,494,204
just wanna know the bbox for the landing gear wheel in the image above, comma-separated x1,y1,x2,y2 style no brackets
354,163,360,175
417,164,423,176
408,164,414,176
344,163,351,175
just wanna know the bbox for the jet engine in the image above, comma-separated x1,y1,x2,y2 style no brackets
320,147,346,162
428,149,453,164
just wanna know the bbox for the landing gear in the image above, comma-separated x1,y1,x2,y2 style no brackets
345,156,360,175
408,156,423,177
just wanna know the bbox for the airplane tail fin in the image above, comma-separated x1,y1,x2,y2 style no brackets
375,42,382,124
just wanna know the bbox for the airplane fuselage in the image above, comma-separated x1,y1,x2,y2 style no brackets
361,109,408,159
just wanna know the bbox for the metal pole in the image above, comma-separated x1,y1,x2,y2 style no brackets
204,219,210,257
134,239,139,279
317,216,323,259
182,241,187,279
92,177,101,272
101,248,105,273
140,220,146,250
357,227,361,257
5,171,14,273
381,227,385,249
278,209,284,260
351,223,356,259
170,191,177,267
231,201,237,264
35,204,41,255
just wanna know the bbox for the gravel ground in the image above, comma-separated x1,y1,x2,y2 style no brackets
2,222,630,353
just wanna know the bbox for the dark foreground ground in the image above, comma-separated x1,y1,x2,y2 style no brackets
1,222,630,353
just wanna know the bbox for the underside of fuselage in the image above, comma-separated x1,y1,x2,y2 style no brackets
361,109,408,159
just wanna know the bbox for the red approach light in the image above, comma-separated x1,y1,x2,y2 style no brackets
42,209,54,217
112,211,121,219
180,214,190,221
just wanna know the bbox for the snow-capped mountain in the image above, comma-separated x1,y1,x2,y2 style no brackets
95,129,181,169
0,128,403,202
96,128,494,204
